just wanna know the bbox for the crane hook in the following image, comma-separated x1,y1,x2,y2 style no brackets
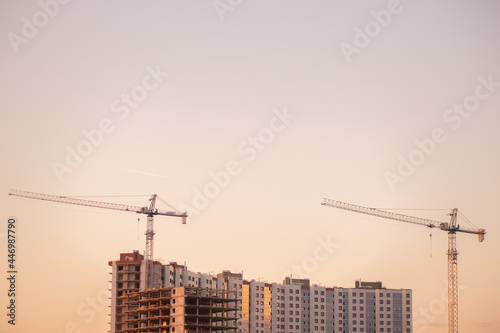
430,232,433,257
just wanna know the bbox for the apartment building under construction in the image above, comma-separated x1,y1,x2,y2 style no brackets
117,286,238,333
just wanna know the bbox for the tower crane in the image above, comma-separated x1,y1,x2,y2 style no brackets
8,189,187,289
321,198,485,333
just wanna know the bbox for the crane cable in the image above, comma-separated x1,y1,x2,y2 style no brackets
157,196,181,213
457,210,477,230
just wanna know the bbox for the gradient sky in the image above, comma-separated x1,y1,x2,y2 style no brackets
1,1,500,332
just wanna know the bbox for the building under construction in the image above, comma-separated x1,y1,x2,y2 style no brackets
116,286,238,333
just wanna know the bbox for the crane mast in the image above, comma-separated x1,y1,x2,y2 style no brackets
9,189,187,289
447,209,459,333
321,198,485,333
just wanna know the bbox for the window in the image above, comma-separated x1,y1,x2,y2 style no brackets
315,290,318,295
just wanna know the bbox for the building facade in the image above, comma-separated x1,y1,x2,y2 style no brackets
109,252,412,333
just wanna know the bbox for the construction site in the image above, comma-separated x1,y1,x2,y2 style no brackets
8,190,487,333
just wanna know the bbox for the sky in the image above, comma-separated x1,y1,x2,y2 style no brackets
1,0,500,332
